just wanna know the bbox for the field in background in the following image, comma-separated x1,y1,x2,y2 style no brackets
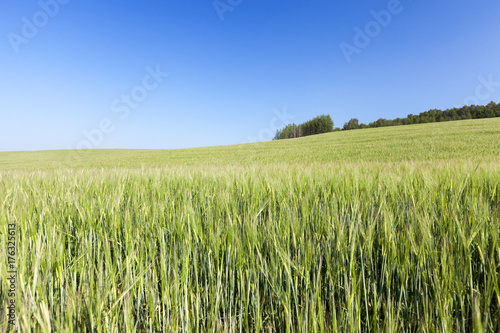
0,118,499,331
1,118,500,171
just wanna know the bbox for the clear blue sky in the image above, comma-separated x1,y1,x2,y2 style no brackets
1,0,499,151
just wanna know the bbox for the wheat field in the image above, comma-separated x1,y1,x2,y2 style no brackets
1,118,499,332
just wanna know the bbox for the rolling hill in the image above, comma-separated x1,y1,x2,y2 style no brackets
1,117,499,171
0,118,499,331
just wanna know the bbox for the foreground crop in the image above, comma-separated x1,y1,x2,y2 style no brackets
1,163,499,332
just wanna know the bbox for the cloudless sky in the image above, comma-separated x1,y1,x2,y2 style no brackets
1,0,500,151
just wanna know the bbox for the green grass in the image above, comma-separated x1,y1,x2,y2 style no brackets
1,118,499,171
0,118,499,332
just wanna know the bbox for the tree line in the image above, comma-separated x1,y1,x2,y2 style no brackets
273,102,500,140
273,115,334,140
342,101,500,130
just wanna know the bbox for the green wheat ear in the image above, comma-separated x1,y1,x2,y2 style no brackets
0,118,499,332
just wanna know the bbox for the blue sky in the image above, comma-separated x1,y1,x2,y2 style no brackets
1,0,499,151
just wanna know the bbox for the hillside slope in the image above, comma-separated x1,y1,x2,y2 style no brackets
1,118,499,331
0,118,499,171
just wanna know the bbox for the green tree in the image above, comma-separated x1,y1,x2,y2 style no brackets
343,118,360,130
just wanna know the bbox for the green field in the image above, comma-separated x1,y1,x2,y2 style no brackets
1,118,499,332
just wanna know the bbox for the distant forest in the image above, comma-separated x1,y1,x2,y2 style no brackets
273,115,334,140
274,101,500,140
